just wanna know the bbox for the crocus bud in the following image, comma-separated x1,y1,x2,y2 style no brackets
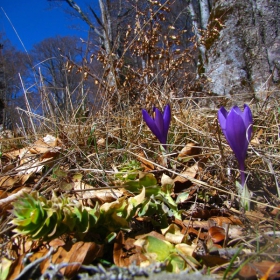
218,104,253,186
142,105,171,150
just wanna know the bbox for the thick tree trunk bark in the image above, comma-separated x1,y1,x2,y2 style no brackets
202,0,280,101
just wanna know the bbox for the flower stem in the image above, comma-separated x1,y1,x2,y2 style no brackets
160,145,168,167
239,161,246,187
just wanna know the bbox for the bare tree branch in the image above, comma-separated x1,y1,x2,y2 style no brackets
65,0,104,39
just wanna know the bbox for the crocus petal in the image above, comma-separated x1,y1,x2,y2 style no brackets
142,109,162,142
217,107,228,132
163,105,171,138
225,109,248,164
243,104,253,141
232,105,243,116
154,108,164,136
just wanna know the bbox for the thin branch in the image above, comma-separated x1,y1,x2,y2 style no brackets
65,0,104,39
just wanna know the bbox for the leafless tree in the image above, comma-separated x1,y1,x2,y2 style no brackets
29,35,93,117
0,33,29,129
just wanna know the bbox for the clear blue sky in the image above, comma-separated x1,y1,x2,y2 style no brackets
0,0,91,51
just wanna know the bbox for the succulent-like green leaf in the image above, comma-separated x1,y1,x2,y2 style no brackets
11,192,100,240
99,197,129,232
166,253,186,272
142,236,174,262
139,172,158,187
62,206,77,231
124,173,160,195
138,196,168,228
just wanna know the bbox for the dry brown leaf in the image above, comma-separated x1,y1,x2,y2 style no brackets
251,128,263,145
187,220,210,230
2,163,16,173
186,227,207,240
239,264,257,279
7,255,24,280
15,160,44,175
245,211,265,223
0,174,31,188
270,205,280,217
29,135,61,154
40,150,60,161
97,138,106,146
208,226,225,243
28,247,49,269
158,154,168,167
208,216,243,227
136,151,154,171
135,230,167,241
113,231,147,267
29,139,53,154
3,135,61,177
63,242,102,278
0,187,30,207
49,238,66,249
161,173,174,187
3,148,29,160
0,190,8,199
74,181,123,203
174,162,199,184
240,261,280,280
227,225,244,239
253,260,280,276
16,153,58,175
178,142,201,160
191,208,211,219
162,224,186,244
175,243,197,258
41,241,103,278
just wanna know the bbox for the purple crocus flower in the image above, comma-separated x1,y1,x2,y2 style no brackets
218,104,253,186
142,105,171,150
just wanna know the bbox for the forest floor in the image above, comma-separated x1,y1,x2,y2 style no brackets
0,94,280,280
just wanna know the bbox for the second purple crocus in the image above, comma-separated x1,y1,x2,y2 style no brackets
218,104,253,186
142,104,171,150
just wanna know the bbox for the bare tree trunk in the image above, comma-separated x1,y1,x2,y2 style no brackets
188,0,207,75
98,0,118,90
199,0,210,30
